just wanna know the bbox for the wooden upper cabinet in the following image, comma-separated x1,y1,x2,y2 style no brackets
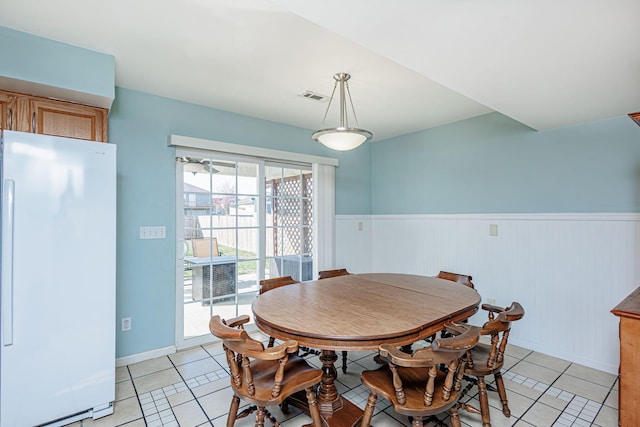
29,97,107,142
0,89,107,142
0,91,17,131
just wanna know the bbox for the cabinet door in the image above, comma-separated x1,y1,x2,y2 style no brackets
0,91,16,130
30,98,108,142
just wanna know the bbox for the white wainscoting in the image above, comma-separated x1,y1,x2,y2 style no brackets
336,213,640,374
336,215,373,274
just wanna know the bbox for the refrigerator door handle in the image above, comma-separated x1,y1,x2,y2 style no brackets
2,179,15,346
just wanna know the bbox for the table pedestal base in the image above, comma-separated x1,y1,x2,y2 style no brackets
286,350,363,427
318,350,341,414
287,392,363,427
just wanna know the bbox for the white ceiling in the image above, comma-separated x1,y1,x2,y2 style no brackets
1,0,638,142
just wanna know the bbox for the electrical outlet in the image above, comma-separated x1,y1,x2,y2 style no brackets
121,317,132,332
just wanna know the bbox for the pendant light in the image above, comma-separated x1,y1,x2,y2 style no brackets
312,73,372,151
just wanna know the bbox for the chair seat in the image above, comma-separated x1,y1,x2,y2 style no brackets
361,365,462,417
463,343,503,376
231,355,322,406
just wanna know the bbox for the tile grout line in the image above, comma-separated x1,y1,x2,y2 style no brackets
125,364,149,427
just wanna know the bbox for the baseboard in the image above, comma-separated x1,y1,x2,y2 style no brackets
115,345,176,367
510,338,619,375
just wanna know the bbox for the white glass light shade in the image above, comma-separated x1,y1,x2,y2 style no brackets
312,127,372,151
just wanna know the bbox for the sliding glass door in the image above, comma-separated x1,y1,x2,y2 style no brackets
176,151,312,347
266,163,314,283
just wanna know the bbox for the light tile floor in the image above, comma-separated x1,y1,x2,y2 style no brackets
68,331,619,427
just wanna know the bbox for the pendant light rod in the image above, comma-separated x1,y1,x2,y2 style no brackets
338,72,347,128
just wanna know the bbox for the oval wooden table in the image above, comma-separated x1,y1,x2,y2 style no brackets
252,273,481,427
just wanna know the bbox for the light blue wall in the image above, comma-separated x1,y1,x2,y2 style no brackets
0,26,114,100
0,26,372,357
109,88,371,356
372,112,640,214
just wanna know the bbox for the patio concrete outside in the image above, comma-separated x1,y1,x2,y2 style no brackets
183,273,260,339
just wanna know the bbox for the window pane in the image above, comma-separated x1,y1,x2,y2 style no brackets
212,161,237,195
187,258,236,302
211,231,236,257
183,301,211,339
211,298,240,326
279,169,301,197
237,162,258,195
265,165,283,181
237,260,259,296
270,254,313,282
236,228,259,261
236,196,258,227
265,257,277,278
274,198,301,227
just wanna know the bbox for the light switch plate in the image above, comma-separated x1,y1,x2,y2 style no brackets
140,226,166,239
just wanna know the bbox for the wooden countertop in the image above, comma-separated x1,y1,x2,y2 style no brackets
612,286,640,320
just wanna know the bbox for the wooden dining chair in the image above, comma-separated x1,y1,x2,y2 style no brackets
436,270,475,289
259,275,299,295
445,302,525,427
431,270,477,342
209,315,323,427
318,268,351,280
317,268,351,373
360,324,480,427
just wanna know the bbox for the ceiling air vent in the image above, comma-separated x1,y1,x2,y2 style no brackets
300,91,329,103
629,112,640,127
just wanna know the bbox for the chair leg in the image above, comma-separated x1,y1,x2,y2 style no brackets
411,416,423,427
450,404,462,427
360,393,377,426
305,386,323,427
255,406,266,427
477,376,492,427
227,395,240,427
342,351,348,373
494,371,511,417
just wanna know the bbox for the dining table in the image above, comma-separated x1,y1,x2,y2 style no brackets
251,272,481,427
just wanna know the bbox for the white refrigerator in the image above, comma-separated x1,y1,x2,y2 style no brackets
1,130,116,426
